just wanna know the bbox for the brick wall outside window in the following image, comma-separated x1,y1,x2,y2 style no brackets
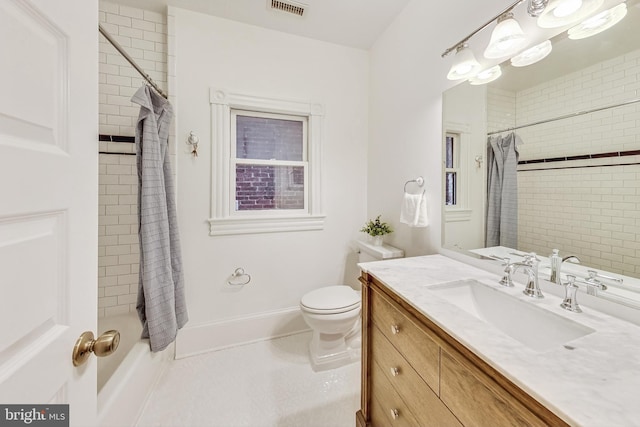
234,112,306,211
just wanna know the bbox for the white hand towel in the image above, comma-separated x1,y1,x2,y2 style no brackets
400,191,428,227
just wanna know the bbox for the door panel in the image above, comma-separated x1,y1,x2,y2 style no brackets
0,0,98,425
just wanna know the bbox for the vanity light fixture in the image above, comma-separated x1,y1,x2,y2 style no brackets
484,12,528,58
510,40,553,66
469,65,503,85
568,2,627,39
446,43,482,80
537,0,604,27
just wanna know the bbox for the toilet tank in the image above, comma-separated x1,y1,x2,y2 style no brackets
357,241,404,263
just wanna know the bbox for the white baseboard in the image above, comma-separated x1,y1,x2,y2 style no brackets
175,306,310,359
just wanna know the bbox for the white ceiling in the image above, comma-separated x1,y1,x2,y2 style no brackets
112,0,412,49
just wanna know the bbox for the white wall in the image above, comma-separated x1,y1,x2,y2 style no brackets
170,7,369,355
367,0,511,257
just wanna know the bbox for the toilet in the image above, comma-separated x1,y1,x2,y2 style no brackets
300,241,404,371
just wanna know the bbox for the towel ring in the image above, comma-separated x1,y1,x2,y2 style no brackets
404,176,424,193
228,267,251,286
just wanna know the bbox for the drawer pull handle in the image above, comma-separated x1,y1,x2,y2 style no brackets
390,325,400,335
390,367,400,377
390,408,400,420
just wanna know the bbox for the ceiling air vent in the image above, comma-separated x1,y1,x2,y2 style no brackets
269,0,307,17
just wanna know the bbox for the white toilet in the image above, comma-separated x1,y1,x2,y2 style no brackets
300,241,404,371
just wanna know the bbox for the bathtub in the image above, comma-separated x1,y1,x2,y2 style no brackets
97,312,172,427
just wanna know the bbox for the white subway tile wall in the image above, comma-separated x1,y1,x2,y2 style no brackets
99,0,167,137
98,1,167,317
488,48,640,277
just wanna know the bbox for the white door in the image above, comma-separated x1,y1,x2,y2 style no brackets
0,0,98,425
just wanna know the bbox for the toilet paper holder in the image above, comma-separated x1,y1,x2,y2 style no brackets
228,267,251,286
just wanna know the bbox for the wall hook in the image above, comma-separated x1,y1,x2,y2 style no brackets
187,131,199,157
475,155,483,168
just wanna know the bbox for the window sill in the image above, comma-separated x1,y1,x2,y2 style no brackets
444,209,472,222
208,214,326,236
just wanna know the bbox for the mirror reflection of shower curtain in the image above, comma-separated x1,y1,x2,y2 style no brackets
486,132,521,248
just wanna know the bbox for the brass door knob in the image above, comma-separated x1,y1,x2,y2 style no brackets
72,330,120,366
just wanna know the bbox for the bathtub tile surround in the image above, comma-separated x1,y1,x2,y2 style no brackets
359,254,640,426
98,0,169,317
136,332,359,427
99,0,167,136
98,144,139,318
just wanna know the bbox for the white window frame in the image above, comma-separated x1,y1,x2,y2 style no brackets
209,88,325,236
230,110,309,216
443,122,472,222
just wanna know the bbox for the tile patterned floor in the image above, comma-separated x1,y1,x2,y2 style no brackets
136,332,360,427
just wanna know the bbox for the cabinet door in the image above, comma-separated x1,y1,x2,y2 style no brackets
440,351,550,427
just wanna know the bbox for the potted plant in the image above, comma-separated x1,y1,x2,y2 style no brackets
360,215,393,246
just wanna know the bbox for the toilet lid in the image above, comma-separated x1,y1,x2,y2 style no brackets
300,286,360,314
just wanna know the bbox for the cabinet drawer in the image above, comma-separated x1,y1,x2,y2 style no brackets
370,357,419,427
370,286,440,393
440,350,549,427
371,325,462,427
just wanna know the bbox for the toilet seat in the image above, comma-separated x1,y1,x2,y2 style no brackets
300,285,360,315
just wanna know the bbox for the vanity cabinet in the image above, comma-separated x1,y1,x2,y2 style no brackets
356,272,569,427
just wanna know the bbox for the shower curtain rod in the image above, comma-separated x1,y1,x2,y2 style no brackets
487,97,640,136
98,24,168,99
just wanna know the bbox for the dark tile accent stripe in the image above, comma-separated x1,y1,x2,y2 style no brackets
518,149,640,165
99,151,136,156
98,134,135,143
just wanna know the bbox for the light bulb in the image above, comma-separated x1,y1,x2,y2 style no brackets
553,0,582,17
568,3,627,39
469,65,502,85
511,40,553,67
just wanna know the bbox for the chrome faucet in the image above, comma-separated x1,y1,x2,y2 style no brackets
513,253,543,298
555,255,580,284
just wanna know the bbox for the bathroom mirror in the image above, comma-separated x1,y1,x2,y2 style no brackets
442,0,640,305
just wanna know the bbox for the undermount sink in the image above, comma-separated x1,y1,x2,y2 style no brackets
427,279,595,352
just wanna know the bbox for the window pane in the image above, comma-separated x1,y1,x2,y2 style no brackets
446,136,454,168
236,164,305,211
445,171,457,206
236,115,303,161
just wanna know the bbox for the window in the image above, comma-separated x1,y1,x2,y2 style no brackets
208,89,325,236
445,133,459,206
443,124,473,223
231,110,308,212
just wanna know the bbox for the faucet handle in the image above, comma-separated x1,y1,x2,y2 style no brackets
560,275,582,313
587,269,623,284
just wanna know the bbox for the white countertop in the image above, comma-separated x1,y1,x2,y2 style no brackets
359,254,640,427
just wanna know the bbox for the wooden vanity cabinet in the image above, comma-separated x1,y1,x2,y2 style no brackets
356,272,569,427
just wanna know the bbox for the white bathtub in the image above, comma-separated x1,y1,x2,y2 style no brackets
97,312,172,427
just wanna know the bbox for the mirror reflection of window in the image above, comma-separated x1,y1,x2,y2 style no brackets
445,133,460,206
